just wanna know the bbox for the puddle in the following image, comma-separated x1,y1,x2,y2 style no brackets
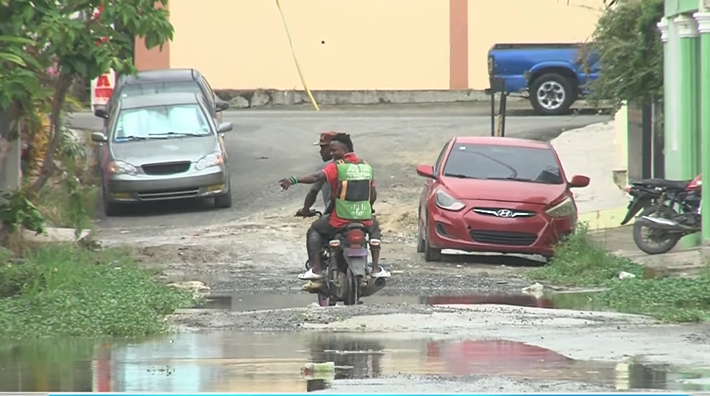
422,291,601,310
199,294,421,311
198,291,600,312
1,332,708,392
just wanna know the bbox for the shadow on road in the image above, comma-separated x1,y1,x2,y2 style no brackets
438,252,546,267
96,197,222,219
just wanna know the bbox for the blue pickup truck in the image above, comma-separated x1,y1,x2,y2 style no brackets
487,43,600,115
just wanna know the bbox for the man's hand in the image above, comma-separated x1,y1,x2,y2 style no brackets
278,178,293,190
296,208,317,217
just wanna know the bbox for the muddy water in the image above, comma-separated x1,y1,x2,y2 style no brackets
2,331,709,392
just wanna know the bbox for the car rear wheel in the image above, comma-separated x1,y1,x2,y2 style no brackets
529,73,576,116
423,219,442,262
214,181,232,209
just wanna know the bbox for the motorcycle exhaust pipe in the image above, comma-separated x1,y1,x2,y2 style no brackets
360,277,386,297
637,216,692,231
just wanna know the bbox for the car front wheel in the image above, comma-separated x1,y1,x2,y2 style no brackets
214,180,233,209
423,219,442,262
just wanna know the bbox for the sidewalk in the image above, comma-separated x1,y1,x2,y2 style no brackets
550,121,629,230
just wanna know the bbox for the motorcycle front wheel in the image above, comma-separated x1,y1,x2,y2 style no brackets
632,205,682,255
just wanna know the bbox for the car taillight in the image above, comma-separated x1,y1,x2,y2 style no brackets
347,229,364,244
687,174,702,190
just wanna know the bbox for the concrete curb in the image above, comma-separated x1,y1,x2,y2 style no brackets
215,89,526,109
578,206,631,231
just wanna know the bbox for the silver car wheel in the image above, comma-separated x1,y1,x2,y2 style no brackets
536,81,566,111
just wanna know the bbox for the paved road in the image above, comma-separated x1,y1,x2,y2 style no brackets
69,104,610,232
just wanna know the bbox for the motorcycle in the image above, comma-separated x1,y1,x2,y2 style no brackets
301,211,387,307
627,174,702,254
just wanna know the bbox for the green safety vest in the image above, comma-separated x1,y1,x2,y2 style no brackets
334,159,373,221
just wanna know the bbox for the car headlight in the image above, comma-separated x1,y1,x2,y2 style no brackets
195,152,223,171
546,196,576,218
434,189,465,211
108,160,138,175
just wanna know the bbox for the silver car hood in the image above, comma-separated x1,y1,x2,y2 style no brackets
110,136,218,166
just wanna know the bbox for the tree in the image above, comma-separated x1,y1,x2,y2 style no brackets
0,0,173,237
587,0,665,110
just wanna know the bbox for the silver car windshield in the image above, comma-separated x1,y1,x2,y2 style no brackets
113,104,211,142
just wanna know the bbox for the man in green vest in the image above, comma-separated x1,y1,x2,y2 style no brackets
279,133,389,281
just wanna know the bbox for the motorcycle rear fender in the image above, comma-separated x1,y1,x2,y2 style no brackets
343,254,368,277
620,196,652,225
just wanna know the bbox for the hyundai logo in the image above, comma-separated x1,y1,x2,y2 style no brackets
496,209,514,218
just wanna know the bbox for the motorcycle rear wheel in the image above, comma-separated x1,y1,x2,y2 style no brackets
632,205,682,255
343,268,359,306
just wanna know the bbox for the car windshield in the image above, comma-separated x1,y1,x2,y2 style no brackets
112,104,211,142
118,81,202,99
443,143,563,184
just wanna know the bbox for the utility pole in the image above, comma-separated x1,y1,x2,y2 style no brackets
675,15,701,247
0,110,21,196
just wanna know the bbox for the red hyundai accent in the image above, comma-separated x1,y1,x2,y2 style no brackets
416,136,590,261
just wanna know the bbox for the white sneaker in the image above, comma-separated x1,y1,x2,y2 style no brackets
298,268,324,280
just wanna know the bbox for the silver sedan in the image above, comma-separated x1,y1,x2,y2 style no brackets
92,92,233,216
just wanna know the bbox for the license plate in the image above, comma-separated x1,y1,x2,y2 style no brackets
344,248,368,257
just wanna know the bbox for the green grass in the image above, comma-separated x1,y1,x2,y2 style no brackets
0,244,196,339
528,225,710,322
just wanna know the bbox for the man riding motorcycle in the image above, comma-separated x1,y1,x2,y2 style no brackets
279,133,390,280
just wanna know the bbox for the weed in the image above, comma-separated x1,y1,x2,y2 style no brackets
588,276,710,322
0,244,196,338
529,224,710,322
36,182,98,230
528,224,642,286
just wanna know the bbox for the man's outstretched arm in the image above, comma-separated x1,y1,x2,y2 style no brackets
279,171,327,190
296,171,326,184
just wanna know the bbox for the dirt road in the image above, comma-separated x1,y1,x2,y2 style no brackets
71,104,607,294
53,105,710,392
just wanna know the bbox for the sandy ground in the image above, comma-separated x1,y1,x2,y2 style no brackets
67,105,710,391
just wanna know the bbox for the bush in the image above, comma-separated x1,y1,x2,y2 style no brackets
0,244,196,338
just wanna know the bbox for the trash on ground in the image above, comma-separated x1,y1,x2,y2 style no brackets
618,271,637,279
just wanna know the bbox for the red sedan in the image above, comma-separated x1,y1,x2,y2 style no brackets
416,136,589,261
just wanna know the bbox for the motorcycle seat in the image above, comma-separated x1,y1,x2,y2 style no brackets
331,222,369,238
631,178,692,190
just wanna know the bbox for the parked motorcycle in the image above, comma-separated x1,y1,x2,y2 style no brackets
302,212,386,306
625,174,702,254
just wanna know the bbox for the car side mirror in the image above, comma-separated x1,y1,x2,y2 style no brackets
94,108,109,119
91,132,108,143
217,122,233,133
416,164,436,179
216,101,229,112
569,175,590,188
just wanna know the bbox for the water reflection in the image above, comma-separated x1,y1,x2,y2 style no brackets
0,332,707,392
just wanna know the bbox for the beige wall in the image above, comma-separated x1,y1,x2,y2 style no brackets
167,0,601,91
467,0,603,89
169,0,449,90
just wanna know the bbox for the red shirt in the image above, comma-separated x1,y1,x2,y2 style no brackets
322,153,374,229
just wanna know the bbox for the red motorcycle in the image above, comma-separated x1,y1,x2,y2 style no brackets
625,174,702,254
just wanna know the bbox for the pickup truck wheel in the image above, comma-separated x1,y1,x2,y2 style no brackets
529,73,576,115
